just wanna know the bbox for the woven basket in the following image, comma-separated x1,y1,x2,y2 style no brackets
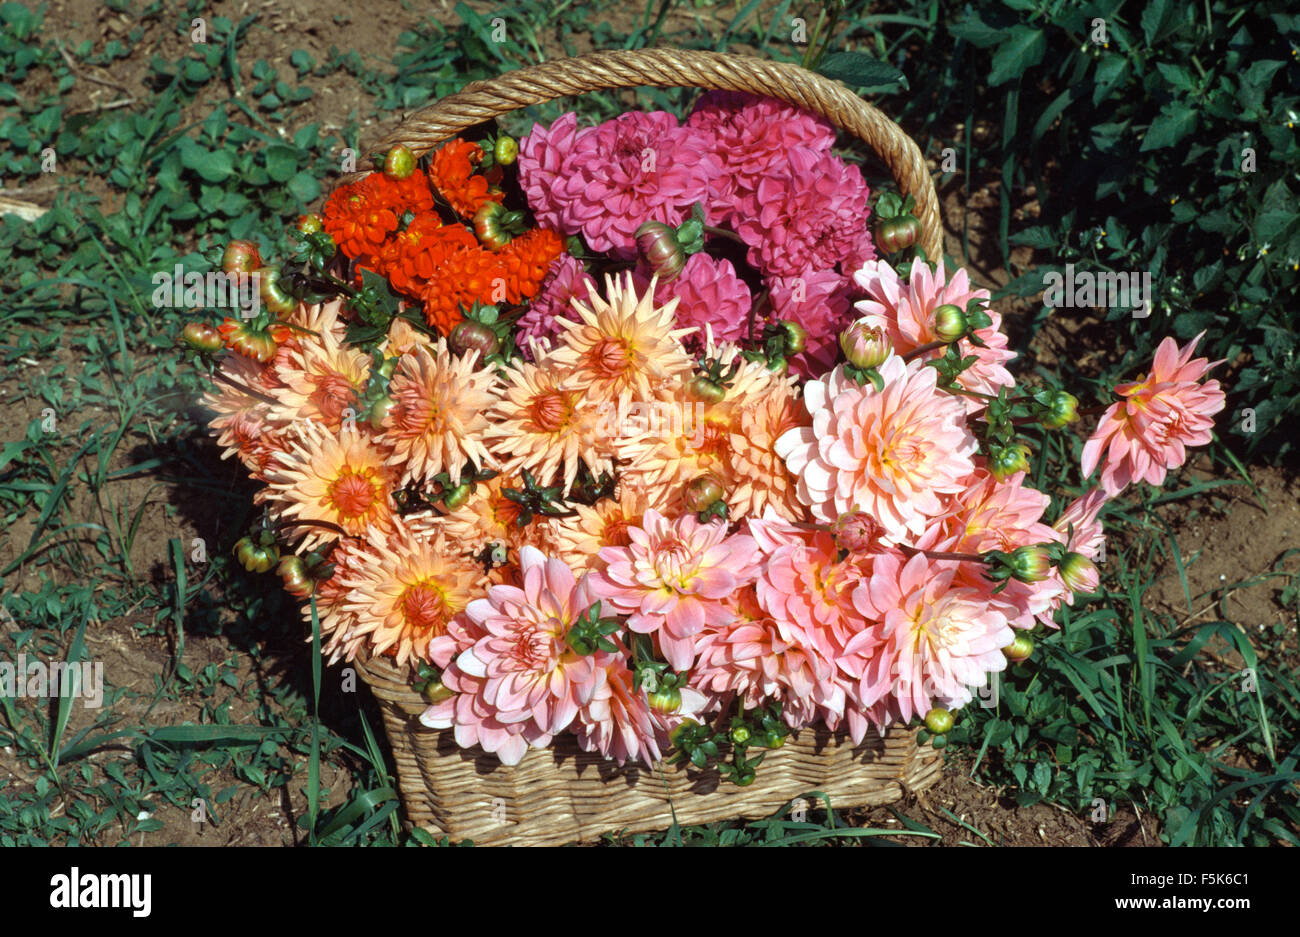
343,48,945,846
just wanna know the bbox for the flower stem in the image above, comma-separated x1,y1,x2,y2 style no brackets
899,545,986,564
702,224,746,246
901,340,950,362
212,370,280,406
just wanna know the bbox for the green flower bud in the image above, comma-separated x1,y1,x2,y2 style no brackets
932,303,967,343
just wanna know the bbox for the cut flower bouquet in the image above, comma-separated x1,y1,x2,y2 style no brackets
194,91,1225,781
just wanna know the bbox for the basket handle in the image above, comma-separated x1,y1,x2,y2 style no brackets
353,48,942,260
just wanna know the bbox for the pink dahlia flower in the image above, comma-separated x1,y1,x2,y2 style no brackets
574,654,675,767
852,257,1015,409
517,253,597,350
685,91,837,222
419,545,605,766
732,147,871,277
691,585,836,731
633,252,752,350
517,112,589,235
775,355,978,541
1053,488,1108,561
851,551,1014,722
767,269,856,379
1081,332,1226,496
588,509,760,671
555,111,720,257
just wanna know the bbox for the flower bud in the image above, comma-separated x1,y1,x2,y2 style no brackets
494,135,518,166
383,144,416,180
647,687,681,715
839,321,891,369
450,320,500,358
989,443,1032,481
1042,391,1080,429
181,321,223,354
634,221,685,282
1059,551,1099,593
778,321,807,355
683,475,724,513
1007,545,1052,583
442,483,472,511
368,396,395,429
222,240,262,275
473,201,519,250
730,725,751,745
932,304,967,343
833,511,884,554
277,555,313,598
421,679,454,704
924,708,954,735
1004,633,1034,662
296,213,323,235
257,267,296,317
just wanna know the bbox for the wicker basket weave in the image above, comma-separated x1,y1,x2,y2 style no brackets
343,49,946,846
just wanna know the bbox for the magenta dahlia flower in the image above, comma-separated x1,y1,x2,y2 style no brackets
633,252,752,350
553,111,720,257
588,509,760,671
517,112,589,235
732,147,871,277
419,545,605,766
767,269,856,378
685,91,837,222
517,253,597,350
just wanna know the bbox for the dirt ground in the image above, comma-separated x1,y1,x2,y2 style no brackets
6,0,1295,847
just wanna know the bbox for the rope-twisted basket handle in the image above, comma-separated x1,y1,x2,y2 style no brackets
342,48,942,259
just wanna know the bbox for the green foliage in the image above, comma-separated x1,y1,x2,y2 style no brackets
899,0,1300,457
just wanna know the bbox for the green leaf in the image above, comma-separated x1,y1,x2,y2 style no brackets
264,144,299,182
1141,103,1198,151
815,51,906,91
287,170,321,203
989,26,1045,86
180,143,234,182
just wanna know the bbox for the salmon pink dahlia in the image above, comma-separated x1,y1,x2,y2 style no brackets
775,354,978,540
851,552,1014,723
341,516,487,668
851,258,1015,408
573,654,673,767
589,509,760,671
380,340,498,488
1081,333,1225,495
259,421,395,552
419,546,606,765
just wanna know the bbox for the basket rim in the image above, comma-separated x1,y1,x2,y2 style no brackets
338,47,941,258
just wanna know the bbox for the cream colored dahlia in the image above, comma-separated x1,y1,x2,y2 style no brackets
259,420,395,552
549,272,694,402
547,482,652,571
617,342,807,522
484,350,611,496
202,354,286,478
340,517,488,667
379,314,434,358
380,341,498,488
268,321,371,432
